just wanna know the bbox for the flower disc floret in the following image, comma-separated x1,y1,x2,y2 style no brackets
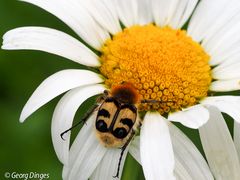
100,25,211,114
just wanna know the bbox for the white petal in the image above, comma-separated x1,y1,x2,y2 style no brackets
2,27,100,67
169,123,214,180
199,106,240,179
212,54,240,73
129,127,214,180
212,59,240,80
169,0,198,29
174,161,192,180
20,0,110,49
140,112,175,180
151,0,197,28
208,46,240,67
78,0,121,34
193,0,240,43
20,70,103,122
90,147,129,180
234,121,240,161
51,84,105,164
65,114,107,180
210,79,240,92
197,1,240,66
168,105,209,129
151,0,178,27
115,0,138,27
188,0,231,42
203,19,240,66
201,96,240,123
130,136,192,180
129,136,141,164
209,46,240,67
137,0,152,25
202,1,240,44
62,166,68,180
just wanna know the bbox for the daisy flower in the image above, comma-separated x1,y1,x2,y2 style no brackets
2,0,240,179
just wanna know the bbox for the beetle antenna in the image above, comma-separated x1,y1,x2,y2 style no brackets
60,121,83,140
113,131,136,178
60,103,99,140
141,99,174,103
113,146,126,178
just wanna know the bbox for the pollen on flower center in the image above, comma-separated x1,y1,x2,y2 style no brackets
99,24,212,114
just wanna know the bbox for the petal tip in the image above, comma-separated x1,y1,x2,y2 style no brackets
20,107,30,123
19,115,26,123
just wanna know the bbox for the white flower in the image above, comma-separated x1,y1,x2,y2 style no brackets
2,0,240,179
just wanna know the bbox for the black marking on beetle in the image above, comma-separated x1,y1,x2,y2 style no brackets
108,109,121,132
98,108,110,118
120,118,134,129
96,120,108,132
112,128,128,139
104,97,120,107
120,104,137,113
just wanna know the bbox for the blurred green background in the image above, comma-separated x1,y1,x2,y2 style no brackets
0,0,234,180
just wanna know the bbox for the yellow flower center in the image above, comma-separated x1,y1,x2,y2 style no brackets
99,24,211,114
